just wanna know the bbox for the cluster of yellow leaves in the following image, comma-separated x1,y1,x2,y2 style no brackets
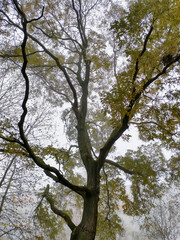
101,0,180,146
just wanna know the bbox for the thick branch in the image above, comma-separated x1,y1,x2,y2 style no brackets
98,115,129,171
143,54,180,90
132,22,154,83
13,0,44,23
80,60,91,118
44,170,60,182
27,7,44,23
30,36,79,111
130,54,180,117
0,136,87,196
72,0,87,48
44,185,76,231
20,140,87,196
76,62,94,171
11,1,87,197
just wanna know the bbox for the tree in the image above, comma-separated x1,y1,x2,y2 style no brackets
0,156,16,216
0,0,179,239
0,153,48,239
140,186,180,240
0,46,54,239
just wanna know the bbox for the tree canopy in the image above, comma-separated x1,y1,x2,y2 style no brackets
0,0,179,239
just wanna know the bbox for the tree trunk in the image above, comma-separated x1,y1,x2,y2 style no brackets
70,194,99,240
70,163,100,240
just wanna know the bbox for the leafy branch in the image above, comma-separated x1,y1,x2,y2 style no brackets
98,21,180,171
105,159,143,176
132,21,154,83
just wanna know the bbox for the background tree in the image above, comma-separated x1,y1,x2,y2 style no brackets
0,154,42,239
0,24,57,239
0,0,179,240
140,186,180,240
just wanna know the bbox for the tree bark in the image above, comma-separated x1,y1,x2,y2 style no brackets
70,162,100,240
70,194,99,240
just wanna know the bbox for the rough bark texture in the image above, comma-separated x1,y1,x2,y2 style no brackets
70,162,100,240
70,194,99,240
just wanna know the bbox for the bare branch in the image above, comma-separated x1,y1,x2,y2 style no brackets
130,121,177,136
0,163,16,214
13,0,44,23
27,7,44,23
102,166,111,221
0,50,44,59
105,159,142,176
44,185,76,231
0,156,16,188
